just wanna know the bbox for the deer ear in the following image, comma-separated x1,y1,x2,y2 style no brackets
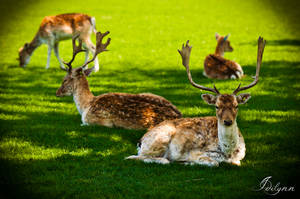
223,34,230,41
202,94,217,105
237,93,251,104
83,67,94,77
215,33,220,40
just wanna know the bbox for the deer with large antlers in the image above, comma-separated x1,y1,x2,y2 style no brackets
203,33,244,79
126,37,266,166
18,13,100,71
56,31,182,130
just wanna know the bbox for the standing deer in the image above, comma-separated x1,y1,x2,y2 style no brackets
56,31,182,130
203,33,244,79
18,13,100,71
126,37,266,166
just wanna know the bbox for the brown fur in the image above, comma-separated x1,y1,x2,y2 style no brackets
204,54,240,79
126,94,248,166
125,41,258,166
18,13,98,70
38,13,93,38
203,34,243,79
216,94,239,124
56,68,182,130
87,92,182,129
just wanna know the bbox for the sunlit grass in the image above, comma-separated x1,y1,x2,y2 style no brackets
0,0,299,198
0,138,92,160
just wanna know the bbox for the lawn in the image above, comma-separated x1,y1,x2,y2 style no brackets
0,0,299,198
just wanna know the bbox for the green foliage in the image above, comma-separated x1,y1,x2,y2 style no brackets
0,0,299,198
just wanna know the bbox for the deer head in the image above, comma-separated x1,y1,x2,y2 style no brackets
56,31,111,97
215,33,233,53
18,43,31,67
178,37,266,126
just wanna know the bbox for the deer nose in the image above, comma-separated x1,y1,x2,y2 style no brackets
224,120,233,126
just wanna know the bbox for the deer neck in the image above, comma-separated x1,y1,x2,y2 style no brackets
73,77,94,115
217,120,239,156
215,43,225,57
27,34,43,55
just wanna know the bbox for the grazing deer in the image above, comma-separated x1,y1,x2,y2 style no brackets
18,13,100,71
56,31,182,130
203,33,244,79
126,37,266,166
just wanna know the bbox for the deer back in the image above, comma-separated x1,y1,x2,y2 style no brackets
38,13,94,39
87,93,182,129
204,54,239,79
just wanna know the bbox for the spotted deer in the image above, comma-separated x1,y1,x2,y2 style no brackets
18,13,100,71
56,31,182,130
126,37,266,166
203,33,244,79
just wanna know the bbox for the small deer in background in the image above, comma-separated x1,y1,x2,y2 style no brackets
126,37,266,166
203,33,244,79
56,31,182,130
18,13,100,71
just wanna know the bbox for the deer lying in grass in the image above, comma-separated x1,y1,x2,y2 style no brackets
56,31,182,130
203,33,244,79
18,13,100,71
126,37,266,166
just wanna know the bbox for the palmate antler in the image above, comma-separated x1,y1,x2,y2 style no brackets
178,37,266,95
61,31,111,72
178,40,220,95
80,31,111,70
61,34,86,71
233,36,266,95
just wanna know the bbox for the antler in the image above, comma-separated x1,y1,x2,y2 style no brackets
80,31,111,69
233,36,266,95
178,40,220,95
61,34,86,71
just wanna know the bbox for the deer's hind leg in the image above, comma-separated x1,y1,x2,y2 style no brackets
126,126,174,164
82,38,99,71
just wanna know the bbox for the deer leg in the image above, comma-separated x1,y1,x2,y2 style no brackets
45,44,53,69
46,37,56,69
230,74,237,79
84,39,99,72
84,49,90,69
125,155,170,164
235,63,244,78
54,42,65,69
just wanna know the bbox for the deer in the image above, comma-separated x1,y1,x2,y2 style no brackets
56,31,182,130
126,37,266,166
203,33,244,79
18,13,101,71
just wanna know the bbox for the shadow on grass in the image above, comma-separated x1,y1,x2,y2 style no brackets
1,60,299,198
2,60,300,107
240,39,300,46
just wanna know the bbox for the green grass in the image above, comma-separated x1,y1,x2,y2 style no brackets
0,0,299,198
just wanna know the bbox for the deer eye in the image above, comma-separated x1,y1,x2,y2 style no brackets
216,106,219,109
235,106,239,109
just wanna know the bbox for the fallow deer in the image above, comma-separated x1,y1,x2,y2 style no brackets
203,33,244,79
18,13,100,71
126,37,266,166
56,31,182,130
